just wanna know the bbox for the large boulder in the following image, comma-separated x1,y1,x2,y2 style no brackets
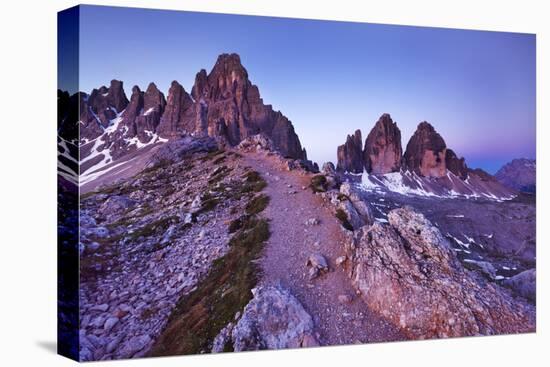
339,182,374,225
146,136,218,167
346,206,535,339
337,200,365,230
363,113,402,174
503,269,536,303
237,134,275,152
231,284,319,351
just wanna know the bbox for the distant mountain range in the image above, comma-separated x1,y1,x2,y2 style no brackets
495,158,536,193
336,114,519,201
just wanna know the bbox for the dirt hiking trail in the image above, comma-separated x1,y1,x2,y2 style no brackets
243,152,404,345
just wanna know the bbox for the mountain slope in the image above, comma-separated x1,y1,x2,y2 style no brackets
495,158,536,193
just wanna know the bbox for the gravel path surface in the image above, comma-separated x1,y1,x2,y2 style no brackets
244,152,405,346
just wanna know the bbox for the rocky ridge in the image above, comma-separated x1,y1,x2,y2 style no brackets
336,116,513,200
71,53,308,186
78,137,275,360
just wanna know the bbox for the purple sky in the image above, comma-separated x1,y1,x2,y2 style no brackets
72,5,536,173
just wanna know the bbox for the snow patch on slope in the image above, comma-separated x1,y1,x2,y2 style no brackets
361,170,516,202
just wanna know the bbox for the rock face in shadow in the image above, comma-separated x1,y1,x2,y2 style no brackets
157,81,195,138
403,121,448,178
503,269,536,303
445,148,468,179
363,113,402,174
135,83,166,142
495,158,536,193
336,129,363,173
345,206,535,339
79,80,130,142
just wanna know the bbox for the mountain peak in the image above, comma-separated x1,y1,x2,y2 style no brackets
215,52,242,65
364,113,402,174
146,82,160,93
403,121,447,177
336,129,363,173
210,52,248,82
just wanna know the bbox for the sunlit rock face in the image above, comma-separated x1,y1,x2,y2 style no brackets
403,121,448,178
363,113,402,174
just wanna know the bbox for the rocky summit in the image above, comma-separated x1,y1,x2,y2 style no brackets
337,114,402,174
363,113,403,174
73,53,308,187
336,130,363,173
190,53,306,159
403,121,448,178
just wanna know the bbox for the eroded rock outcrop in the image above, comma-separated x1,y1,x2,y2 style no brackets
403,121,448,177
363,113,402,174
157,81,195,138
339,182,374,227
77,53,308,181
135,83,166,142
503,268,536,303
337,130,363,173
79,80,130,142
345,206,535,339
230,284,319,351
445,148,468,179
190,53,306,159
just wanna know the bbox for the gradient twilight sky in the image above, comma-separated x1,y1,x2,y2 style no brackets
72,5,536,173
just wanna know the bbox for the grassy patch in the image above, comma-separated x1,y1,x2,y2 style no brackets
127,215,177,241
310,175,328,193
243,171,261,182
238,170,267,195
245,194,270,215
200,149,225,162
228,215,250,233
140,306,158,321
197,197,220,214
335,208,354,231
149,173,270,356
149,216,270,356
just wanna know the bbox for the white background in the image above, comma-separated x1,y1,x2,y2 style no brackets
0,0,548,365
